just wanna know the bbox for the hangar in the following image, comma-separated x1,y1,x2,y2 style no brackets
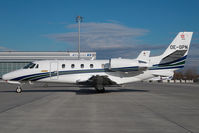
0,51,96,78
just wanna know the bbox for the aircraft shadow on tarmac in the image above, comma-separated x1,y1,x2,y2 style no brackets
0,87,149,95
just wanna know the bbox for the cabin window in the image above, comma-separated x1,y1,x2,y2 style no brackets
35,64,39,69
81,64,84,68
71,64,75,68
90,64,94,68
62,64,65,69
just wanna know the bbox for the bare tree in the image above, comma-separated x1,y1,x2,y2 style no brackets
173,67,198,81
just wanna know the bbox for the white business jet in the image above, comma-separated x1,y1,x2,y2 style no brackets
2,32,193,93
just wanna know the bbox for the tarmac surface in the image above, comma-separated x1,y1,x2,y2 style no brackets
0,82,199,133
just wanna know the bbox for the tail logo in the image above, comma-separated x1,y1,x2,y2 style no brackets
181,34,185,40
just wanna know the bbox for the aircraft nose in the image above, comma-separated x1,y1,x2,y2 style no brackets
2,73,11,81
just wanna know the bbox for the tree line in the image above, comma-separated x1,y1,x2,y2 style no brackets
173,68,199,82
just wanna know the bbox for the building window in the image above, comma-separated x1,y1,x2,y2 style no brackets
81,64,84,68
90,64,94,68
62,64,65,69
71,64,75,68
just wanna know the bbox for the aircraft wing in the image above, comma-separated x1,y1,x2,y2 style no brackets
77,75,118,87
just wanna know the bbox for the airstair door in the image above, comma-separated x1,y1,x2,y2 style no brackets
50,62,59,80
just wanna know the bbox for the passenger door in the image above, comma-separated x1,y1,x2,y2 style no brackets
50,62,59,80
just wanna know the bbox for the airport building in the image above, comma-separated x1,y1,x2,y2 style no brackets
0,51,96,78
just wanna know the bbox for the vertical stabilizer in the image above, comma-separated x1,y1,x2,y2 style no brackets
162,32,193,59
152,32,193,70
137,51,150,62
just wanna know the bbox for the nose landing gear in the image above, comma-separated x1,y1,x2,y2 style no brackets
16,86,22,93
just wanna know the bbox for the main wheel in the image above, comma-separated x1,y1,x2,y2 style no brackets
16,86,22,93
95,85,105,93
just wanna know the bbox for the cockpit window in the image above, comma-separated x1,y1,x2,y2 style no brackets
23,63,37,69
29,64,36,69
23,63,33,69
35,64,39,69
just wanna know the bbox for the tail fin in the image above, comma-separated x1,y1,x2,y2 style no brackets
154,32,193,69
137,51,150,62
162,32,193,58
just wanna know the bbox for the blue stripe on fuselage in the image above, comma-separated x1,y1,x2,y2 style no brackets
153,55,187,67
149,65,184,70
11,66,139,81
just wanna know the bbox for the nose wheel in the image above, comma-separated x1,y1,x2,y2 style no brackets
16,86,22,93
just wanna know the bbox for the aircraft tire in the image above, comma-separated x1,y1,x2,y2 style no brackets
95,86,105,93
16,86,22,93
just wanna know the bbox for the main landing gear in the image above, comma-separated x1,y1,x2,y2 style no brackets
95,85,105,93
16,86,22,93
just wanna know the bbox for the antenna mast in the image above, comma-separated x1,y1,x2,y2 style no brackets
76,16,83,60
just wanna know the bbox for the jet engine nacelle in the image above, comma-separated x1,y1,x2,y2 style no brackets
108,58,149,72
109,58,138,69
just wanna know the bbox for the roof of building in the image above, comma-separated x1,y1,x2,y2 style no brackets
0,51,96,62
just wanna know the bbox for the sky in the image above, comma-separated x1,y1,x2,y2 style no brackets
0,0,199,70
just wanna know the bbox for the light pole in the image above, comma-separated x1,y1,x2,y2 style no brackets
76,16,83,60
